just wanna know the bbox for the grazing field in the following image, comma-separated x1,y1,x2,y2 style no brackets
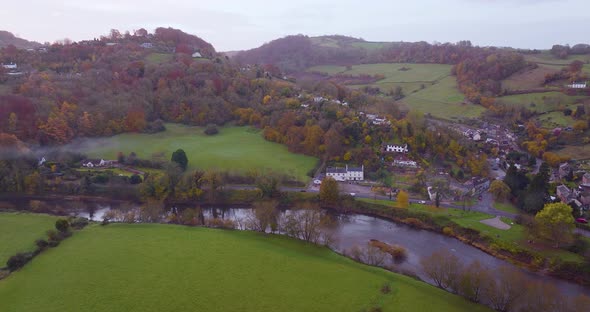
501,64,563,90
308,63,451,84
401,77,484,120
0,213,57,265
556,144,590,160
537,111,576,128
145,53,173,65
0,224,490,312
496,92,584,113
524,52,590,66
80,124,317,182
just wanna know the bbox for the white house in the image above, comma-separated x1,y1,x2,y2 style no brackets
393,159,418,168
140,42,153,49
473,132,482,141
568,82,587,89
2,63,17,70
192,52,202,58
326,165,364,181
385,144,408,153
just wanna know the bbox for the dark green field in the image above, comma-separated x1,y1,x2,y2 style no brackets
0,224,490,312
0,212,57,264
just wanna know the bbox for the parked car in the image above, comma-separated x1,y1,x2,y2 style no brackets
418,200,426,204
349,193,356,197
576,218,588,224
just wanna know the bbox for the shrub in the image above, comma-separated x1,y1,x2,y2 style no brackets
91,174,109,184
7,252,33,271
0,269,9,280
204,124,219,135
46,229,60,242
390,245,408,264
129,174,142,184
443,226,455,236
70,217,89,229
35,238,49,249
381,284,391,294
55,219,70,233
403,218,423,228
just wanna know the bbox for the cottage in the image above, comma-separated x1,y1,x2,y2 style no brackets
568,82,587,89
556,185,572,203
583,173,590,185
559,163,571,180
385,144,408,153
2,63,17,69
326,165,364,181
393,159,417,168
140,42,153,49
192,52,202,58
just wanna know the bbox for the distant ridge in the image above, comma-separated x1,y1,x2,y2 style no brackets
0,31,42,49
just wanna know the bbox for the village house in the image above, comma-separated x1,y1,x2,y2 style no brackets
326,165,364,181
559,163,571,180
583,172,590,185
140,42,153,49
82,159,115,168
568,82,587,89
393,159,418,168
556,184,573,203
2,63,17,70
192,52,202,58
385,144,408,153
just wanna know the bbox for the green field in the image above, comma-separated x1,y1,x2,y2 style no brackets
81,124,317,182
145,53,174,65
493,201,519,214
401,77,483,120
0,224,489,312
537,111,577,128
496,92,584,113
0,213,57,265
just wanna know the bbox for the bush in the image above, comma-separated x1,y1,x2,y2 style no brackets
443,226,455,236
390,245,408,264
6,252,33,271
91,174,109,184
381,284,391,294
70,217,89,229
204,124,219,135
46,229,60,242
35,238,49,249
403,218,424,228
129,174,142,184
55,219,70,233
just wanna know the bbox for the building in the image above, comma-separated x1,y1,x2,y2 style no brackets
192,52,202,58
385,144,408,153
140,42,153,49
559,163,571,180
326,165,364,181
568,82,587,89
583,172,590,185
556,185,572,203
393,159,418,168
2,63,17,69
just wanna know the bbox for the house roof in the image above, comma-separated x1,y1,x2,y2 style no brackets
557,184,571,195
326,167,347,174
347,166,363,172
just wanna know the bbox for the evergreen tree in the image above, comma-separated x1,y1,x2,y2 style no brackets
171,149,188,171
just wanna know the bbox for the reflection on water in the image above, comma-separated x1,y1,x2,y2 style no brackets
5,199,589,297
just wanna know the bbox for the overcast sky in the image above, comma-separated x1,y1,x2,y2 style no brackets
2,0,589,51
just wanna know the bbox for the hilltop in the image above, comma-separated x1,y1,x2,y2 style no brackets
0,31,41,49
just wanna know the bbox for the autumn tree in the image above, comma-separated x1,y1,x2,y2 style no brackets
489,180,511,202
254,171,281,198
280,202,332,245
535,202,575,248
319,177,339,206
202,169,224,202
397,190,409,209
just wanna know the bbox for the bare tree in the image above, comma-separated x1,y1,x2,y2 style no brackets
245,200,279,232
483,266,527,312
280,202,333,245
518,281,566,312
420,249,462,291
456,260,492,303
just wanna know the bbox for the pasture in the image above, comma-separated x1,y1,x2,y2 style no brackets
0,213,57,265
401,77,484,120
496,92,584,113
0,224,490,312
80,124,317,182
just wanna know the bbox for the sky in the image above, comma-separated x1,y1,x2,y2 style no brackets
1,0,589,51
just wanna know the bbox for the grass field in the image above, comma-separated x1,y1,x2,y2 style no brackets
537,111,577,128
401,77,484,120
493,201,519,214
308,63,451,85
0,213,57,265
501,64,563,90
524,52,590,66
555,144,590,160
145,53,173,65
80,124,317,182
0,224,490,312
496,92,584,113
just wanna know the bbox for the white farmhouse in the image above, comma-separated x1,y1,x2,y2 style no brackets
385,144,408,153
192,52,202,58
2,63,17,70
326,165,364,181
568,82,587,89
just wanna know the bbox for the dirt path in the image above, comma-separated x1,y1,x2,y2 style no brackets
480,216,511,230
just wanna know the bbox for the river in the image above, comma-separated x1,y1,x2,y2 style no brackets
4,198,590,298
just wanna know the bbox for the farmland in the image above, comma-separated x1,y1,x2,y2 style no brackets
0,224,489,312
0,213,57,265
79,124,318,182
